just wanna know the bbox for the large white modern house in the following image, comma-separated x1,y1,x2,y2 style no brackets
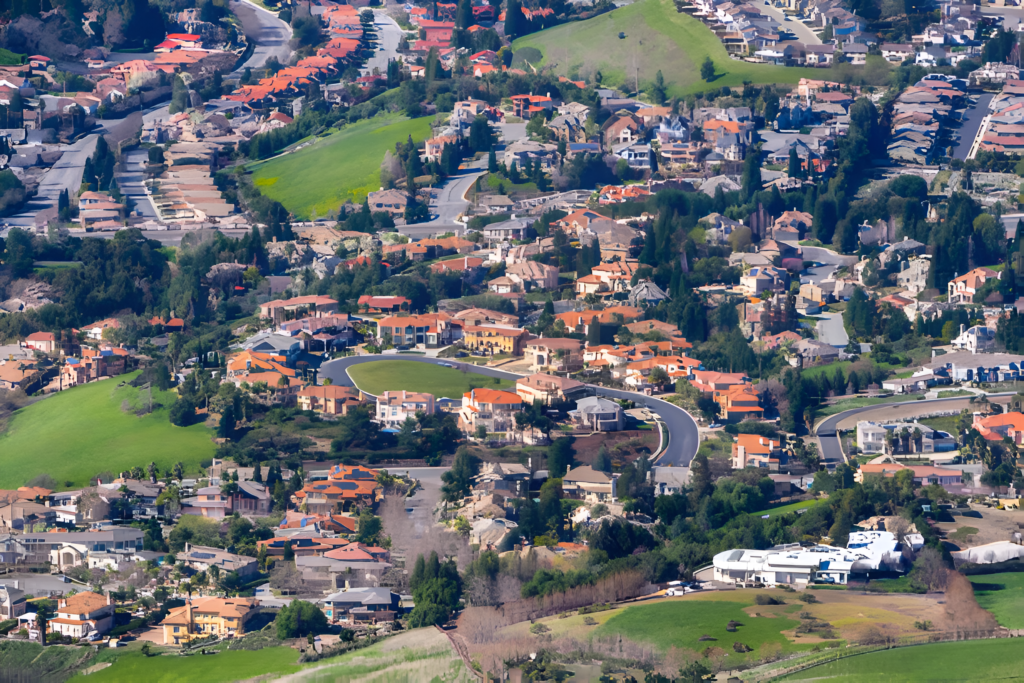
712,531,916,586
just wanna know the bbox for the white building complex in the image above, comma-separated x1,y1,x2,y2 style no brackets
712,531,910,586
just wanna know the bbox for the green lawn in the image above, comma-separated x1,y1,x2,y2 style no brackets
347,360,514,399
781,639,1024,681
815,395,921,418
79,647,302,683
749,497,825,519
968,573,1024,630
0,372,215,489
248,115,434,220
595,594,814,666
512,0,820,95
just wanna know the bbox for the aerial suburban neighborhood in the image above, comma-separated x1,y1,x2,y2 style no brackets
1,0,1024,680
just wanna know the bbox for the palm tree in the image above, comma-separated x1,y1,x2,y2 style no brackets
912,427,922,454
884,429,895,456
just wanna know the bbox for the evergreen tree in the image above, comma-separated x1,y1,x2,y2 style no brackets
505,0,523,39
169,75,189,114
487,146,498,173
455,0,472,28
787,146,801,179
587,316,601,345
741,149,761,202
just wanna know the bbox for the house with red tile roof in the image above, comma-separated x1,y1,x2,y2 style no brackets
22,331,56,353
357,295,411,314
258,295,338,323
460,387,523,434
948,267,999,304
973,412,1024,443
733,433,783,469
714,383,764,423
50,591,114,639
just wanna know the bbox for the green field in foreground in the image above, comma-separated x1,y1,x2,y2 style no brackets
248,115,434,220
781,638,1024,681
80,647,302,683
969,572,1024,630
512,0,819,95
594,593,813,665
347,360,514,399
0,372,215,489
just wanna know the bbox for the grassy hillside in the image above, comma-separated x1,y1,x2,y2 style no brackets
347,360,514,399
781,639,1024,681
0,372,215,489
968,573,1024,630
248,115,434,220
513,0,819,95
82,647,301,683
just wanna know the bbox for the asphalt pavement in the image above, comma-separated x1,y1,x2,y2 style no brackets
816,312,849,348
760,4,822,45
398,122,531,239
6,135,99,228
229,0,294,79
814,393,1014,468
362,11,404,76
792,243,858,285
953,92,994,162
319,355,700,467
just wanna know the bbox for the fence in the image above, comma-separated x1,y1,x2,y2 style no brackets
741,627,1016,681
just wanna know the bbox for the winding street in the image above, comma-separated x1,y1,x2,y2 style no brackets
229,0,294,79
318,355,700,467
814,393,1015,468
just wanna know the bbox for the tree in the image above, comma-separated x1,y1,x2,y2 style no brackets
169,75,189,114
547,437,574,478
408,551,462,627
282,540,294,561
593,445,611,472
651,70,667,105
505,0,524,39
700,56,715,82
741,149,762,202
787,146,801,179
441,447,475,501
487,147,498,173
275,600,329,639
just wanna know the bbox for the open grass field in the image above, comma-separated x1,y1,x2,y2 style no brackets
287,628,474,682
968,572,1024,629
248,115,433,220
749,497,825,519
781,639,1024,681
80,647,302,683
347,360,514,399
0,372,215,489
512,0,819,95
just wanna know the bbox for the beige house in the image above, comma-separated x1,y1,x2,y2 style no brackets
49,591,115,639
459,388,524,434
375,390,436,428
516,373,586,405
526,337,583,373
562,465,616,503
298,385,364,416
160,597,259,645
506,261,559,291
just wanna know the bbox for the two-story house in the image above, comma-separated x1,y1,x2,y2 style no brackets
948,267,999,304
297,385,365,416
160,597,259,645
49,591,115,639
374,391,436,428
459,388,523,434
526,337,583,373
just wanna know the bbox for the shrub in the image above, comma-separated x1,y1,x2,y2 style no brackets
754,594,783,606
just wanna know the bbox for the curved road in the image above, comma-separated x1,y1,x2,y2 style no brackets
319,355,700,467
815,393,1014,467
229,0,293,78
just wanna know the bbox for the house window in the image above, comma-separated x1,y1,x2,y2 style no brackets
174,626,179,633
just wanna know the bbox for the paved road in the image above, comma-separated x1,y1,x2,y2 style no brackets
791,243,858,285
229,0,293,79
117,148,160,220
762,4,822,45
816,312,849,348
814,393,1014,468
5,135,99,228
952,92,994,162
362,11,403,76
319,355,700,467
399,122,530,239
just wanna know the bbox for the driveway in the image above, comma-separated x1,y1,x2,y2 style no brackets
117,148,160,220
816,312,849,348
319,355,700,467
952,92,994,162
